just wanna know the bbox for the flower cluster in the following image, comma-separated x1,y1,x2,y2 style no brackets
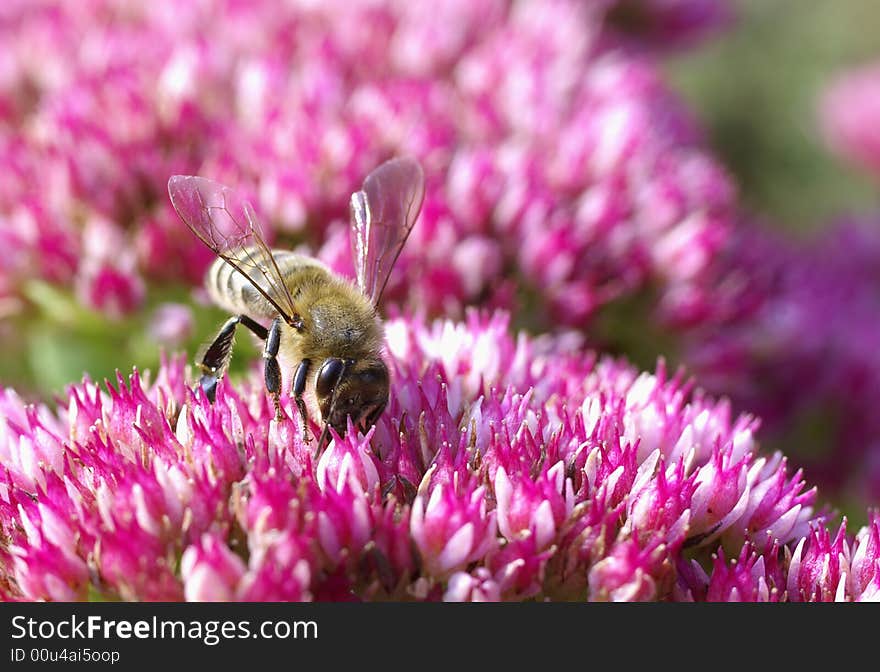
684,218,880,502
820,60,880,179
0,0,735,328
677,515,880,602
4,311,870,602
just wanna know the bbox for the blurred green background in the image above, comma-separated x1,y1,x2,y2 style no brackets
594,0,880,369
666,0,878,231
0,282,261,401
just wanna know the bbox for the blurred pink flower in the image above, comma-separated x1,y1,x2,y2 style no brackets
74,217,145,318
148,302,194,347
0,0,735,327
820,61,880,178
685,218,880,502
1,311,858,602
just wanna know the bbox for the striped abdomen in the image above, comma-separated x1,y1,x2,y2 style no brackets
205,248,329,319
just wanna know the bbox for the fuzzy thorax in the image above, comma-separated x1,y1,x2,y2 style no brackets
279,273,384,365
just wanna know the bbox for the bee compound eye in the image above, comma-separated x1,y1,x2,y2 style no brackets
316,358,346,398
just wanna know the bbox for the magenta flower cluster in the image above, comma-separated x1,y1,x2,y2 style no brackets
685,219,880,502
0,0,735,327
3,0,879,604
3,311,876,602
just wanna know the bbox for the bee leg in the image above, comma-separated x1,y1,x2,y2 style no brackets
238,315,269,340
263,317,284,421
291,359,312,443
361,401,387,433
317,423,332,456
198,315,269,402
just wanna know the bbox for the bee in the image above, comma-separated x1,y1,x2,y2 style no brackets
167,157,425,449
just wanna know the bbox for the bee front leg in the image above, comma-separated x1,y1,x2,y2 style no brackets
263,317,284,421
317,423,332,456
199,315,269,402
291,358,312,443
362,400,387,433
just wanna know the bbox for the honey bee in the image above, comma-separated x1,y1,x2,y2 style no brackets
167,157,425,449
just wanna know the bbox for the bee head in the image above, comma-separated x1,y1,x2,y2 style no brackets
315,356,389,438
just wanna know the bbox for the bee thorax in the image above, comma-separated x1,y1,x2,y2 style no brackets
301,290,382,359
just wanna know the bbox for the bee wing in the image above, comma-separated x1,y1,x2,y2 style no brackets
350,157,425,306
168,175,301,326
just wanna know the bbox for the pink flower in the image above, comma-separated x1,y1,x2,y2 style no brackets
676,537,786,602
180,534,246,602
588,538,669,601
148,303,194,347
849,514,880,601
410,481,498,578
315,424,381,497
494,461,575,550
820,61,880,178
0,0,735,329
677,517,880,602
237,532,313,603
444,568,501,602
787,522,850,602
0,311,853,601
685,219,880,502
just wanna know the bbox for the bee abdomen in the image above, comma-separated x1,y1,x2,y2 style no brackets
205,249,328,318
